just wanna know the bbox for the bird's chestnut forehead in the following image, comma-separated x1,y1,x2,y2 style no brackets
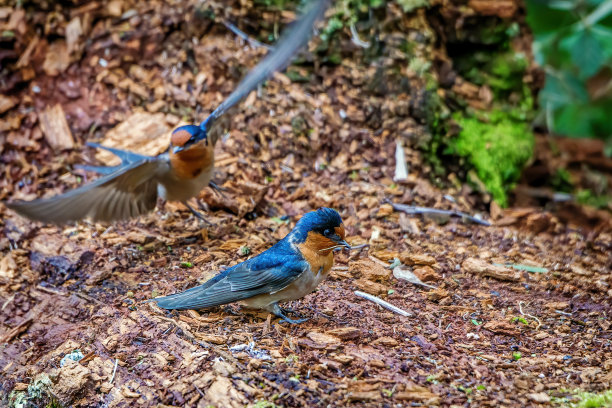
335,224,345,239
170,129,193,147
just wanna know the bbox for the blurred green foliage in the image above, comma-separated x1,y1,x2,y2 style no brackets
526,0,612,153
437,21,536,207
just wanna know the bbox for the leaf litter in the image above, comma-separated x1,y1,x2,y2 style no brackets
0,0,611,407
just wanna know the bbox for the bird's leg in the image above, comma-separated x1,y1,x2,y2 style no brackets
279,305,305,318
208,181,228,199
182,201,212,226
271,303,308,324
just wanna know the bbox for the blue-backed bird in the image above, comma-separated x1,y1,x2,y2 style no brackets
6,0,329,224
151,208,350,324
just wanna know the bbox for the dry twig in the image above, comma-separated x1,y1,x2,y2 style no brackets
386,199,491,226
354,291,412,317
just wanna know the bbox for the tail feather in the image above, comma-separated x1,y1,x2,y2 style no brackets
151,277,256,311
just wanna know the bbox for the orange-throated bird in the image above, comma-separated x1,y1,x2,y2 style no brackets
7,0,329,224
152,208,350,324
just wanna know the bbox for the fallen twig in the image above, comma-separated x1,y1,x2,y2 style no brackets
0,317,33,343
394,139,408,181
354,291,412,317
350,23,370,48
386,200,491,226
518,301,541,330
109,358,118,384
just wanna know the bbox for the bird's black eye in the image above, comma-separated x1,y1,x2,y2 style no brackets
323,228,331,236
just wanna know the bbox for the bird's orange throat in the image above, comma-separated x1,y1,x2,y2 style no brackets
169,144,214,179
297,231,338,276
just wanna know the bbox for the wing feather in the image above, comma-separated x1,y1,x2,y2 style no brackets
7,159,164,224
153,255,307,310
204,0,330,145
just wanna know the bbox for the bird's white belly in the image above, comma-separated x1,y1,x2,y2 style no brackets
244,266,328,310
158,165,213,202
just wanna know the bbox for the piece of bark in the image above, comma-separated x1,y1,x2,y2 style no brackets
468,0,518,18
38,104,75,150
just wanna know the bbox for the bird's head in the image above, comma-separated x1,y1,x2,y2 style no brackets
292,207,350,253
169,125,214,179
170,125,208,154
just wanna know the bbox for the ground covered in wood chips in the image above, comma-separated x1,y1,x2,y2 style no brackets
1,0,611,407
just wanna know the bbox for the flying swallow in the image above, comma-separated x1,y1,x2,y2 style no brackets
7,0,329,224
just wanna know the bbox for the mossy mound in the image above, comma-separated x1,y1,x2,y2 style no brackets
449,111,534,207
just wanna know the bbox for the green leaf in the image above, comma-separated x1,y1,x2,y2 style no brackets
540,71,589,109
553,103,594,136
591,24,612,58
569,30,605,78
526,1,576,35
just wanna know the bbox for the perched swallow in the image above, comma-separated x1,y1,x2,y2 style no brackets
152,208,350,324
7,0,329,224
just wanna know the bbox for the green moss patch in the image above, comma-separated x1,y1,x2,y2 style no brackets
449,111,534,206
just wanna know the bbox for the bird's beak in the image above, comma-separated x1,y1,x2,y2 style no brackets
333,238,352,250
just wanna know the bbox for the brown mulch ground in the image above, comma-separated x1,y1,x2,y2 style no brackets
1,1,611,407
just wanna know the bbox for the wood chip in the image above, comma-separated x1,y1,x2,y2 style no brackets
95,112,171,165
0,95,16,114
468,0,517,18
462,257,520,282
326,327,362,340
38,104,75,150
0,317,33,343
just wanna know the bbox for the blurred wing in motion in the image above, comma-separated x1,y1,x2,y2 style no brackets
7,159,165,224
202,0,330,145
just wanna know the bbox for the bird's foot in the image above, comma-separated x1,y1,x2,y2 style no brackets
183,201,212,225
279,316,309,324
279,306,305,318
271,303,308,324
209,181,228,200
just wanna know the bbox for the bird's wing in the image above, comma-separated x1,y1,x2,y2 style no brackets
153,255,308,310
73,143,152,175
7,158,166,224
203,0,330,145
